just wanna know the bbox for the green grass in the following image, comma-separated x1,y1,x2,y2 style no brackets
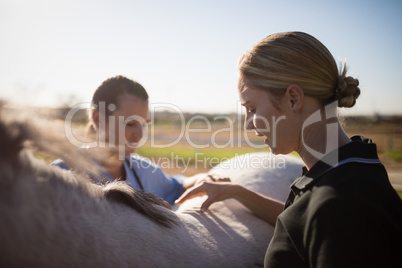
136,145,300,165
386,150,402,162
136,145,268,164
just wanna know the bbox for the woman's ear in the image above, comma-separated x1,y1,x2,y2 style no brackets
285,84,304,113
92,109,100,130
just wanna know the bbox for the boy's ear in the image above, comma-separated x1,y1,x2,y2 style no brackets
285,84,304,112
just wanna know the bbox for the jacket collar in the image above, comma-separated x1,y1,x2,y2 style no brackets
284,136,381,209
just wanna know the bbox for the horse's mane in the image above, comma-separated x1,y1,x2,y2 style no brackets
0,103,178,228
103,182,178,227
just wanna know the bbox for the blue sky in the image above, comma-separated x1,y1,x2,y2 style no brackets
0,0,401,115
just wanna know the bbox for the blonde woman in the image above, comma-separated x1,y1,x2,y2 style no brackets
176,32,402,267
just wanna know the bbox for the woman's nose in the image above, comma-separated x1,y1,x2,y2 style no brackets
129,125,144,142
133,127,143,140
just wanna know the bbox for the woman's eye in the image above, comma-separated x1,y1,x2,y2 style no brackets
126,121,150,128
244,107,255,114
126,121,139,127
142,121,151,128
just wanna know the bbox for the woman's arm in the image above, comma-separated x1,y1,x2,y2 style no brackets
175,182,284,226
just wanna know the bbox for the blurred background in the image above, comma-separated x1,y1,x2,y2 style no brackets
1,0,401,114
1,0,401,192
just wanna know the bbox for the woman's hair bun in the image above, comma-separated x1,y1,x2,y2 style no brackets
336,76,360,108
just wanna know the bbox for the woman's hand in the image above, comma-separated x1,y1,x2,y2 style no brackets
176,179,285,226
195,174,231,185
175,181,240,212
182,173,231,190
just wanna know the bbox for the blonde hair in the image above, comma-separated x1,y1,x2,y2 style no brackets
238,31,360,108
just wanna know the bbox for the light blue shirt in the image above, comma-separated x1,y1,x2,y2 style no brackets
51,155,184,206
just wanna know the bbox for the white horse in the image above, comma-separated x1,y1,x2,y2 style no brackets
0,111,303,267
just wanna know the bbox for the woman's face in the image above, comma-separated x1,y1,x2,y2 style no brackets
102,94,149,156
238,78,301,155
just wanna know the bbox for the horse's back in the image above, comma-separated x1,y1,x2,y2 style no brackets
176,152,303,267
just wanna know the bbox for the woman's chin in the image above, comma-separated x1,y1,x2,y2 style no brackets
269,148,280,155
125,147,137,155
264,141,276,154
267,144,282,155
269,146,294,156
124,142,139,153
